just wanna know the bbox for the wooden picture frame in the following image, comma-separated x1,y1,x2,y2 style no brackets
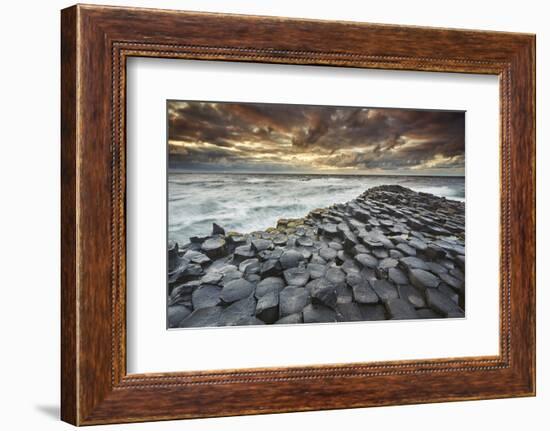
61,4,536,425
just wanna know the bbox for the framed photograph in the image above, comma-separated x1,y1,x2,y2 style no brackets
61,4,536,425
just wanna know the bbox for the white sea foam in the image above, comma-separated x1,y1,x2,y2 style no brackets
168,173,465,245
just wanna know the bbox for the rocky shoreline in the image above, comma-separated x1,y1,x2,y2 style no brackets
167,185,465,328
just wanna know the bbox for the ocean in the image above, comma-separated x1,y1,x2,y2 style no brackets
168,173,465,246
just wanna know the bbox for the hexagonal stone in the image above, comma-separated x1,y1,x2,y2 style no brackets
408,269,440,290
427,262,448,275
319,247,338,261
388,267,408,285
251,238,273,253
167,305,191,328
238,258,260,274
233,245,255,263
179,306,223,328
396,243,416,256
192,285,222,310
307,263,327,279
379,258,398,269
297,237,314,247
255,277,285,298
200,271,223,285
399,256,429,271
279,287,310,318
355,253,378,269
358,304,387,320
371,279,399,302
310,278,338,309
425,288,465,317
416,308,441,319
283,267,310,287
275,313,303,325
303,303,338,323
439,272,464,292
280,249,304,269
325,267,346,285
336,302,364,321
385,298,419,320
255,291,279,323
397,284,426,308
352,281,379,304
408,237,428,251
219,295,257,326
220,278,255,303
201,237,227,259
259,259,281,277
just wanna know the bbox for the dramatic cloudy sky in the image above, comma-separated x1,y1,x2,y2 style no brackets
168,101,465,176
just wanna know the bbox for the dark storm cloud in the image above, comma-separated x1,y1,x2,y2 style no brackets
168,101,465,175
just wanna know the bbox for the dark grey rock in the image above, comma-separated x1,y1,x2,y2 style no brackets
192,285,222,310
439,272,464,292
221,269,243,285
352,281,379,304
310,278,338,309
325,267,346,286
297,237,314,247
201,271,223,285
307,263,327,279
336,284,354,304
219,295,257,326
319,247,338,261
212,222,225,236
168,241,181,272
244,273,261,283
427,262,448,275
396,243,416,256
371,279,399,301
336,303,364,321
408,237,428,251
408,269,440,290
179,306,223,328
416,308,442,319
255,277,285,298
341,259,360,275
279,287,310,318
275,313,303,325
238,258,260,274
355,253,378,269
201,237,227,259
283,267,310,287
167,305,191,328
397,284,426,308
372,248,389,259
259,259,281,277
399,256,429,271
233,245,255,263
388,267,408,285
438,283,460,304
303,303,338,323
251,238,273,253
256,291,279,323
280,249,304,269
346,272,363,287
273,234,288,246
385,298,419,320
220,278,255,303
358,304,387,320
425,288,465,317
425,243,447,259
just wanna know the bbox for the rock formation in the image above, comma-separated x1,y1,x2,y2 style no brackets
167,185,465,328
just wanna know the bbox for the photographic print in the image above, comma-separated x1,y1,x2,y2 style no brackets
167,101,465,328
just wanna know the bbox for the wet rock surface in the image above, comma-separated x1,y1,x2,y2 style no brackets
168,185,465,328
